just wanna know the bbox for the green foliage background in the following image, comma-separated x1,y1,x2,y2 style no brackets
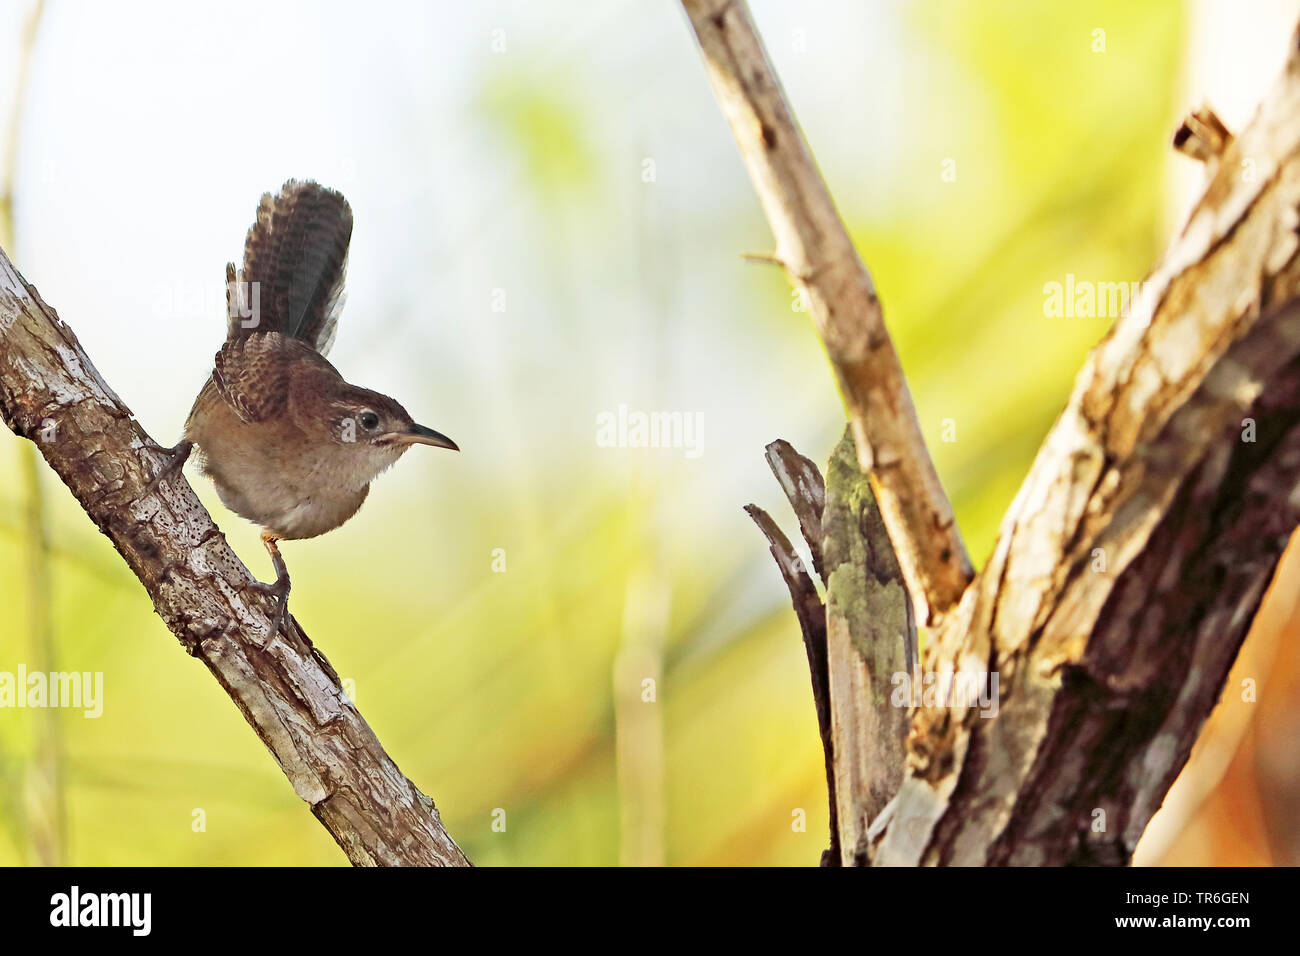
0,0,1185,865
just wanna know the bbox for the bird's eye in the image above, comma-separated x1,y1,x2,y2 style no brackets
358,411,380,431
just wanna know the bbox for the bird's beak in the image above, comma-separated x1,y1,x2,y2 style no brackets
397,423,459,451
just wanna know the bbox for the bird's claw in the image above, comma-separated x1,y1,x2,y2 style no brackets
245,576,291,635
144,439,193,497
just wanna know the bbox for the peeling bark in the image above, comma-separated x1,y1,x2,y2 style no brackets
821,430,916,865
744,501,837,865
874,40,1300,865
702,2,1300,865
750,432,916,865
0,247,469,867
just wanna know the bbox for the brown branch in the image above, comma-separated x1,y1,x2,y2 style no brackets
1173,104,1233,165
870,30,1300,864
749,433,917,865
819,429,915,864
711,5,1300,864
762,440,826,581
743,502,837,865
681,0,973,626
0,246,469,867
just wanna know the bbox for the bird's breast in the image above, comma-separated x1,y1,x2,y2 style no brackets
187,409,376,540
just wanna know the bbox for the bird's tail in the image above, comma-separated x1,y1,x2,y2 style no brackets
226,179,353,357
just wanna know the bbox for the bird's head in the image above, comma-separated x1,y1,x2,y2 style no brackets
323,385,458,482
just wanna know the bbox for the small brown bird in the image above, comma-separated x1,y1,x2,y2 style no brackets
152,180,457,631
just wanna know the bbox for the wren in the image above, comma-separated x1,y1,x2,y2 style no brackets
151,180,457,632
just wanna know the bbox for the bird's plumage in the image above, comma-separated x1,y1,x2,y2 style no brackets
168,179,455,633
231,179,352,352
185,180,433,541
214,180,352,426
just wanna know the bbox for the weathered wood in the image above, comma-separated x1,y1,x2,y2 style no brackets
821,430,915,864
874,33,1300,865
763,439,827,582
682,0,973,626
695,1,1300,865
1173,104,1232,164
0,246,469,867
750,432,916,865
744,501,837,865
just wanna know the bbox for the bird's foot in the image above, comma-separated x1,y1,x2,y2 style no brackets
245,574,291,636
252,531,293,636
143,439,193,497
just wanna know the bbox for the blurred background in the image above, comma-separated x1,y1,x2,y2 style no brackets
0,0,1296,866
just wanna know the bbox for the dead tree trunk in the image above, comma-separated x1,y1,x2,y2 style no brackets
0,248,469,867
685,0,1300,864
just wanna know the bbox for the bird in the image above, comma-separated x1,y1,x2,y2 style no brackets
150,179,458,633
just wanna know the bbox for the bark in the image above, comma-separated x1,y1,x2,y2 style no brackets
0,247,469,867
709,1,1300,864
745,439,838,864
744,501,836,865
681,0,972,627
748,432,917,865
879,42,1300,860
820,431,915,865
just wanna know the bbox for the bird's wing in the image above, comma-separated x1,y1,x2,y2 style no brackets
212,333,292,423
227,180,352,357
